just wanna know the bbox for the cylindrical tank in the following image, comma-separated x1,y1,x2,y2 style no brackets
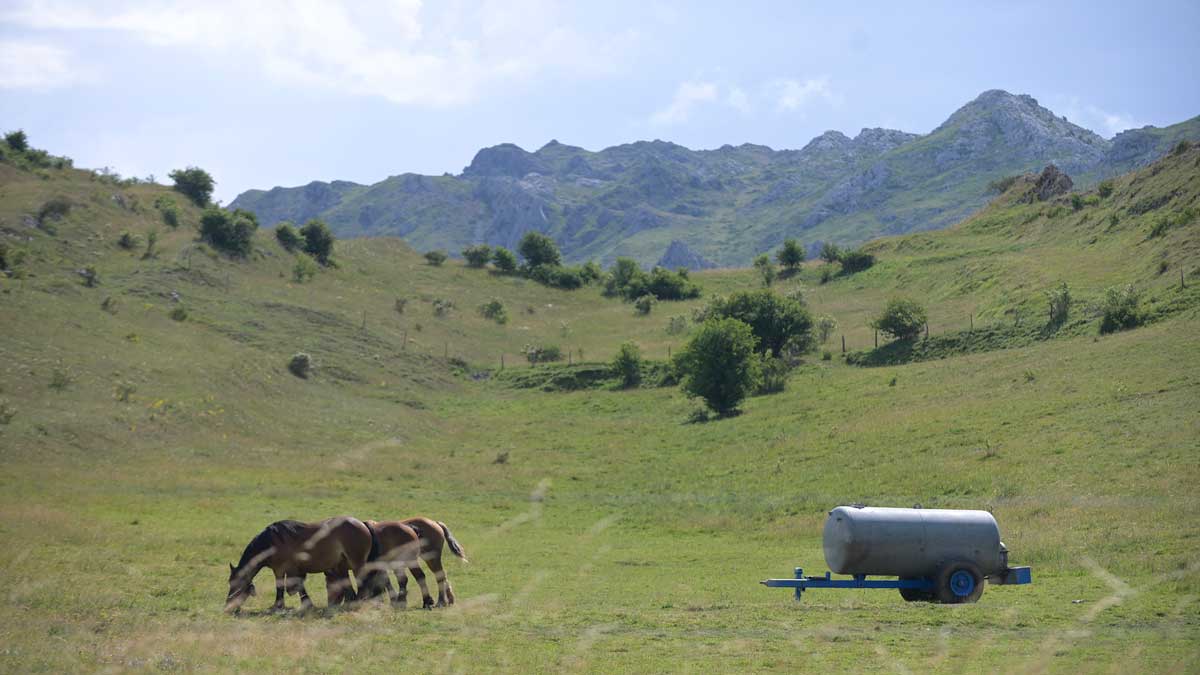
823,506,1007,578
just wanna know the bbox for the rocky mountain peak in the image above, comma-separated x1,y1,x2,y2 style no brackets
656,240,716,270
463,143,544,178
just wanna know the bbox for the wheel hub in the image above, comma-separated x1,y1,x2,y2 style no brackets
949,569,975,597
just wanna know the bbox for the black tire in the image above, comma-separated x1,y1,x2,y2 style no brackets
898,578,933,602
934,561,984,604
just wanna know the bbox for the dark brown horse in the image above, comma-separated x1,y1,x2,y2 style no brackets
225,517,376,613
332,516,468,608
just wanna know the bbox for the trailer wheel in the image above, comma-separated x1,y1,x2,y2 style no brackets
898,579,933,602
935,562,984,604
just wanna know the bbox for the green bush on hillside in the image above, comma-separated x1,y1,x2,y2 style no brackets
817,315,838,343
492,247,518,273
755,355,790,395
154,196,181,228
37,196,71,224
1045,282,1071,326
199,208,257,257
1097,180,1114,199
462,244,493,268
697,289,815,357
478,298,508,324
819,242,842,264
299,219,335,265
612,341,642,388
604,258,700,301
424,250,448,266
169,166,215,207
839,249,876,274
518,231,562,268
872,298,927,341
522,344,562,365
1099,284,1142,334
776,238,805,272
288,352,312,378
275,222,302,251
674,317,761,416
118,231,139,250
4,130,28,152
754,254,776,287
292,253,318,283
633,294,656,315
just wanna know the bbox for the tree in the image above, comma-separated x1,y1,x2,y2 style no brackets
199,207,256,256
462,244,492,268
817,315,838,343
612,341,642,388
675,318,761,416
701,289,815,357
1099,284,1141,334
169,166,215,207
492,247,518,273
275,222,302,251
872,298,927,341
299,219,335,265
1044,282,1071,326
424,250,448,266
819,241,842,264
4,130,28,152
754,254,776,287
839,250,875,274
517,231,561,268
776,238,805,272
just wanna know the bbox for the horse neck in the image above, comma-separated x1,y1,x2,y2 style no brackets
236,531,276,578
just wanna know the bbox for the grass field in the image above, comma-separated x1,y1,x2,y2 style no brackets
1,148,1198,672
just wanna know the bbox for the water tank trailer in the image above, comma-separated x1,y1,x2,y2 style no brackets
761,506,1032,603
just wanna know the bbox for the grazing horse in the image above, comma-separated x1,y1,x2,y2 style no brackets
225,517,376,613
346,520,436,609
402,517,468,607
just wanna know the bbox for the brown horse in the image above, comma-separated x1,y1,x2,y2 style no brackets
400,517,468,607
332,516,468,608
225,517,376,613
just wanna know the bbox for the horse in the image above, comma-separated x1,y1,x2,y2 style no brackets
225,516,376,613
332,516,468,608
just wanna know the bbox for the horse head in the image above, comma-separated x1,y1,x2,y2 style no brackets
225,562,257,613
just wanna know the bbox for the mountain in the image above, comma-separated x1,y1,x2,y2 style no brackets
230,90,1199,267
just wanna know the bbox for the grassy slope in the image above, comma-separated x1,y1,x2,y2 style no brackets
1,151,1198,672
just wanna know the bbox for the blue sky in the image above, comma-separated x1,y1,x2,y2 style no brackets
2,1,1198,202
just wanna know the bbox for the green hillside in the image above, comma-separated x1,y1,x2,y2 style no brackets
1,141,1199,672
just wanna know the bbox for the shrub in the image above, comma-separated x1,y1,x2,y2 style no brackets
756,355,789,395
666,315,688,335
819,267,833,284
605,258,700,301
292,253,319,282
528,263,584,289
117,231,140,250
288,352,313,378
49,365,73,391
612,341,642,388
169,166,215,207
700,289,815,357
1045,282,1071,326
0,400,15,425
478,298,508,324
80,266,100,287
819,242,842,264
1099,284,1141,334
1070,194,1084,211
275,222,302,251
754,254,777,287
633,294,656,316
432,298,454,317
1097,180,1114,199
522,344,563,365
143,229,159,259
580,261,604,284
817,315,838,343
394,298,408,314
169,305,189,321
37,196,72,224
492,246,518,273
872,298,927,341
462,244,493,268
4,129,28,152
424,250,448,266
154,196,181,227
776,238,805,271
1171,139,1193,156
822,350,832,361
114,381,137,403
517,231,561,268
644,266,700,300
300,219,335,264
199,208,257,256
674,317,761,416
839,250,875,274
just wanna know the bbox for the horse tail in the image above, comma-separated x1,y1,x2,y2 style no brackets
365,521,382,563
437,521,469,563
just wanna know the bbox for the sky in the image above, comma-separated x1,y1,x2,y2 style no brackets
1,1,1198,203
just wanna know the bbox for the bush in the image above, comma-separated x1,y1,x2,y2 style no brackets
817,315,838,343
776,238,805,272
518,231,561,268
1045,282,1071,326
117,231,140,250
478,298,508,324
288,352,313,378
299,219,335,265
168,166,215,207
527,263,584,289
754,254,777,287
169,305,189,321
432,298,454,317
580,261,604,284
820,267,833,284
394,297,408,314
674,317,761,416
1097,180,1114,199
604,258,700,301
292,253,319,282
612,341,642,388
839,250,875,274
37,196,72,224
666,315,688,335
153,196,181,227
522,344,563,365
699,289,815,357
4,129,28,152
819,242,842,264
872,298,927,341
199,208,257,256
822,350,832,361
462,244,493,268
492,247,518,273
143,229,159,259
424,250,448,266
1099,284,1141,334
275,222,302,251
755,355,789,395
80,266,100,287
1070,194,1084,211
633,294,657,315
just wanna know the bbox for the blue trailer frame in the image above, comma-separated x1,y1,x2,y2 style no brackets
761,566,1032,601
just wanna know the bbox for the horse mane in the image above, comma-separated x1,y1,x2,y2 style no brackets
236,519,306,571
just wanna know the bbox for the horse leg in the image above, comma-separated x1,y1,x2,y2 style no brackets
406,560,434,609
394,565,409,608
296,575,313,611
272,570,287,611
426,555,449,607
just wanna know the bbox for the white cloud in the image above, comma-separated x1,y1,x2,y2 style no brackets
0,39,95,89
0,0,640,105
726,86,751,114
1057,97,1145,137
651,80,719,126
766,76,834,112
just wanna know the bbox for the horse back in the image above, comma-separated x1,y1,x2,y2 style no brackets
274,516,372,574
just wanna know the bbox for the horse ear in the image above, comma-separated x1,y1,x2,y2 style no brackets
229,562,236,572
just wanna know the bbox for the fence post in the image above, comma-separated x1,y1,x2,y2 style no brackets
970,314,974,332
924,321,929,341
874,330,878,349
361,310,366,331
444,343,448,359
667,345,671,360
402,330,407,350
841,335,846,353
1183,268,1187,289
568,350,572,365
501,353,504,370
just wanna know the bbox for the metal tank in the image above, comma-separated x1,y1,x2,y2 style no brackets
822,505,1007,578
